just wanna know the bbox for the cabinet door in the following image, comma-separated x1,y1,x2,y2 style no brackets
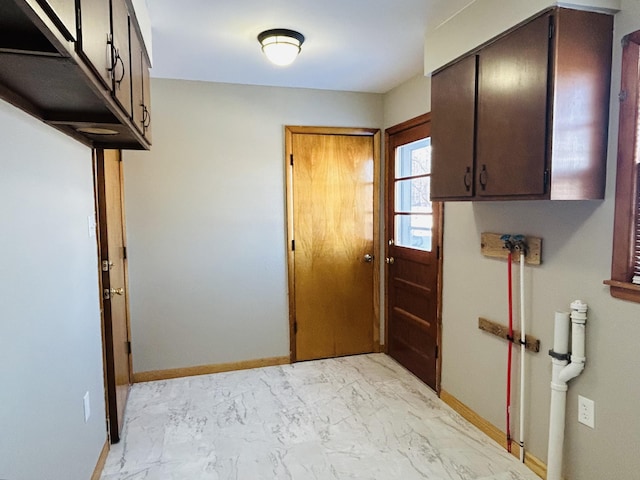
36,0,76,41
430,55,477,199
129,26,151,142
110,0,131,117
129,27,144,134
476,13,550,197
78,0,112,89
141,51,151,142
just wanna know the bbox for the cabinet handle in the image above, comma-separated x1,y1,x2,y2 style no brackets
479,164,488,191
142,105,151,128
464,167,472,192
114,51,126,85
108,43,126,86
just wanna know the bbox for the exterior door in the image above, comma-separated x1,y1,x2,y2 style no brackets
385,114,442,391
286,127,380,362
95,149,131,443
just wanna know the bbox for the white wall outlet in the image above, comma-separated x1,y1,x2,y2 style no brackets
83,391,91,423
578,395,595,428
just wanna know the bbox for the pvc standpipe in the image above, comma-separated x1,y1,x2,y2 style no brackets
547,302,588,480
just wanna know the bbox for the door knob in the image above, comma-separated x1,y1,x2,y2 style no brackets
364,254,374,263
110,287,124,296
385,257,395,264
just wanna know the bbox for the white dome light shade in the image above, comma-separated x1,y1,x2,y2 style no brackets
258,29,305,66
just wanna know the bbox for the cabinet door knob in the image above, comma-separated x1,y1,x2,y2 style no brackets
479,164,488,191
464,167,472,191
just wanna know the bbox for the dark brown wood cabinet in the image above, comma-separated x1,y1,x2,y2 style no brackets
0,0,151,149
110,0,131,116
129,24,151,142
77,0,112,90
430,55,476,199
430,7,613,201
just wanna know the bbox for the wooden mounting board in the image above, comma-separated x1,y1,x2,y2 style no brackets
480,232,542,265
478,317,540,353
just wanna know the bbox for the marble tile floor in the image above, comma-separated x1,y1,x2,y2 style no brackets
101,353,540,480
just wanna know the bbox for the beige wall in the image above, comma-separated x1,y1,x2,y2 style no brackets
0,101,106,479
424,0,621,74
411,0,639,479
123,2,640,478
383,73,430,129
123,79,383,373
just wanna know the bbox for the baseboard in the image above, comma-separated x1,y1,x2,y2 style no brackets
90,439,109,480
440,390,547,479
132,355,291,383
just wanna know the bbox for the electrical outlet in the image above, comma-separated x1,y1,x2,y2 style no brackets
578,395,595,428
83,391,91,423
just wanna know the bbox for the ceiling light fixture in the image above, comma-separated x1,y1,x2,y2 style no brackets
257,29,305,67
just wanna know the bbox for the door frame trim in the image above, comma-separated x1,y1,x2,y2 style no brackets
93,149,133,442
384,114,444,393
285,126,381,362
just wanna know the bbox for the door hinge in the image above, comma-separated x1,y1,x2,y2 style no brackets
122,246,127,260
549,17,555,39
290,154,294,166
619,90,628,102
435,345,439,359
293,321,298,335
436,245,441,260
126,340,132,355
291,239,295,251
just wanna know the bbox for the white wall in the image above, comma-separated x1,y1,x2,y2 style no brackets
410,0,639,478
124,79,383,373
0,102,106,479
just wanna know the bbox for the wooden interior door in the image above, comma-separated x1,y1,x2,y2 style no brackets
95,149,131,443
286,127,380,362
385,114,442,391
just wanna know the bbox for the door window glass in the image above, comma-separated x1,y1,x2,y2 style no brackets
393,138,432,251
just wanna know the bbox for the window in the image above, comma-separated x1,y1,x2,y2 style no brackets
607,30,640,302
394,138,433,251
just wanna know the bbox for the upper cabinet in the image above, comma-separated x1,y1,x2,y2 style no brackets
430,8,613,201
109,0,132,117
129,23,152,142
77,0,112,89
0,0,152,150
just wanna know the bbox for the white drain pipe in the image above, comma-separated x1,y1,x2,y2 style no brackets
547,301,588,480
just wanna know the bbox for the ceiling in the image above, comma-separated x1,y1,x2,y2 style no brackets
147,0,475,94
